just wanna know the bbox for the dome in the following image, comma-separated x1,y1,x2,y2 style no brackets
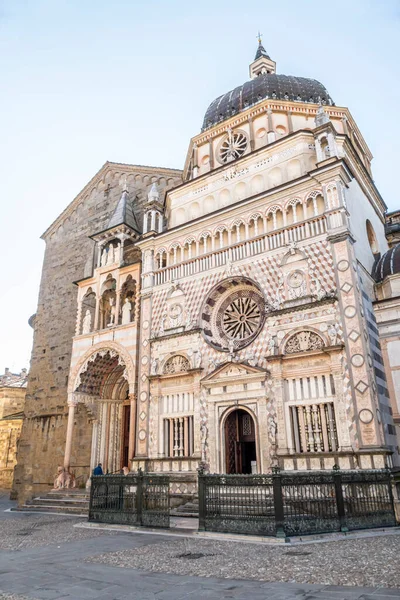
373,244,400,282
202,73,334,131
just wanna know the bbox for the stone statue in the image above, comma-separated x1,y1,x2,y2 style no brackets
121,298,132,325
122,466,130,475
194,351,202,369
312,277,326,301
106,244,114,265
53,466,76,489
268,336,276,356
101,247,107,267
82,310,91,334
151,357,159,375
108,297,116,326
246,350,257,367
225,258,234,276
208,357,219,371
327,323,338,345
114,243,121,264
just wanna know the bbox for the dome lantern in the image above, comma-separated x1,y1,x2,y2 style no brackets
249,33,276,79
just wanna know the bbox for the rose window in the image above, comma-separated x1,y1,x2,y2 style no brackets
222,297,261,340
219,130,248,163
201,278,265,351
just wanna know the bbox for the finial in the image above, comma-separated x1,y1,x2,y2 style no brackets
257,31,263,44
148,182,160,203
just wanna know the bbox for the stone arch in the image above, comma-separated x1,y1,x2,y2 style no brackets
285,197,303,225
234,181,247,202
220,404,260,474
267,167,282,188
162,354,191,375
204,195,215,213
287,159,302,180
175,207,186,225
68,341,135,395
280,328,326,355
305,190,324,218
251,174,264,195
219,188,231,206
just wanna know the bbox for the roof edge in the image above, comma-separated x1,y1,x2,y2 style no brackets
41,162,182,241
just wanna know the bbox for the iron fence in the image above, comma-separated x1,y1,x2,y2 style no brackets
89,472,170,528
198,468,395,537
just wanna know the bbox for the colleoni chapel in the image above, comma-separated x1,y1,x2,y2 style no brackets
13,41,400,502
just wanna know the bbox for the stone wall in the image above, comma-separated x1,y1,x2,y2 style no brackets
0,387,25,490
13,163,182,503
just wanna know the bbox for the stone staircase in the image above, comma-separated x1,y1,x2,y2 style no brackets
16,490,200,519
15,489,89,516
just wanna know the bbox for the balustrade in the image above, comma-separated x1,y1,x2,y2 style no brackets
154,215,327,286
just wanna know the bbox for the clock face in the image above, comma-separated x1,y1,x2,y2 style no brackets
288,270,304,289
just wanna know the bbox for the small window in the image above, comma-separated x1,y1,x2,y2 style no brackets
366,220,379,255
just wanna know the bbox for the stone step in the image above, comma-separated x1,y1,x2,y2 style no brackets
14,504,88,515
45,490,89,498
30,497,89,507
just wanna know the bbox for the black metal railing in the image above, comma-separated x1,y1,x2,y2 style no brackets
89,471,170,528
198,468,396,538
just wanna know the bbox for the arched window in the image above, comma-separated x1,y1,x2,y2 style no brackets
100,275,117,329
119,276,136,325
80,288,96,334
366,220,379,255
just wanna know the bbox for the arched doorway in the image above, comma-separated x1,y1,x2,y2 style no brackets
224,409,257,474
68,348,132,474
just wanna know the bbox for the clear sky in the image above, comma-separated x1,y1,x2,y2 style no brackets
1,0,399,373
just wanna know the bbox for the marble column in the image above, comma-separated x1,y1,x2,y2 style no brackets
64,399,77,470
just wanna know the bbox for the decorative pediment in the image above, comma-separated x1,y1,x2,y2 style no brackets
201,361,267,387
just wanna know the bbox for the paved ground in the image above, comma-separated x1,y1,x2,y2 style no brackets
1,491,399,600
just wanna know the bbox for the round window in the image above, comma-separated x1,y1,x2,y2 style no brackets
201,278,265,351
218,129,248,164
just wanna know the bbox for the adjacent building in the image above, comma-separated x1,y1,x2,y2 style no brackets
0,369,27,489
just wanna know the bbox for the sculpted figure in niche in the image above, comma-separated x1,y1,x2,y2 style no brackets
101,247,107,266
106,244,114,265
151,357,159,375
114,243,121,264
268,336,276,356
327,323,338,345
121,298,132,325
194,351,202,369
108,297,116,326
82,310,91,334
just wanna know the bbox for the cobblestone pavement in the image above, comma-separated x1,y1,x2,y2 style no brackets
87,534,400,588
0,513,117,551
1,494,399,600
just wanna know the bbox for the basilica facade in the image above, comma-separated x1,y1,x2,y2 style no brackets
13,43,400,502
